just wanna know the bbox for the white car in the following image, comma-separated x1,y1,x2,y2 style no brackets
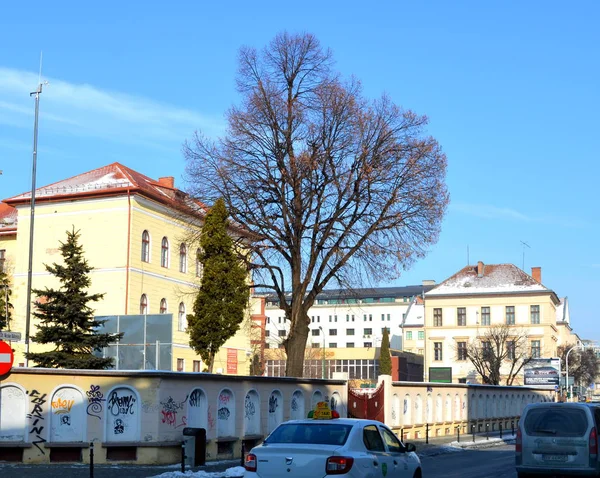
244,417,422,478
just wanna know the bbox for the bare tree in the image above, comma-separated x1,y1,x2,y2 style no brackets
184,32,448,376
558,344,600,388
466,325,532,385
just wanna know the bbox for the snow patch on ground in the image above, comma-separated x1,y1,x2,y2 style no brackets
149,466,245,478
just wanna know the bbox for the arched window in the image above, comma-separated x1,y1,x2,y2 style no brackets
141,230,150,262
140,294,148,314
160,298,167,314
178,302,186,331
161,237,169,268
179,243,187,273
196,248,203,278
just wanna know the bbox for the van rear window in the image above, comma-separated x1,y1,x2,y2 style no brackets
524,408,588,437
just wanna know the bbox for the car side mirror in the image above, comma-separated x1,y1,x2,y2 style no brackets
405,443,416,453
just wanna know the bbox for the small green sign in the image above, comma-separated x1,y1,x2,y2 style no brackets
382,462,388,476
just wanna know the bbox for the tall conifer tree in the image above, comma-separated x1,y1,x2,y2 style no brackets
379,327,392,376
187,199,249,373
25,227,121,368
0,271,12,330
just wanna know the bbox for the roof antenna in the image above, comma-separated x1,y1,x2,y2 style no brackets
520,240,530,271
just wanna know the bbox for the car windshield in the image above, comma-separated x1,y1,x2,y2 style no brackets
524,407,588,437
264,423,353,446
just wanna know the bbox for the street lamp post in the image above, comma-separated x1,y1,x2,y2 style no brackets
566,341,582,402
318,326,325,379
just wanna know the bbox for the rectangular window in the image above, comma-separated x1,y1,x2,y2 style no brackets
278,329,286,337
457,307,466,326
531,340,541,358
311,329,320,336
265,330,270,337
177,358,184,372
507,340,515,360
481,307,491,326
0,249,5,273
364,342,372,348
334,315,338,322
329,343,337,348
418,331,425,340
381,314,385,321
347,342,355,348
312,343,320,348
351,315,355,322
329,315,332,322
434,342,443,361
369,314,372,322
506,306,515,325
346,314,350,322
482,341,492,359
364,328,372,336
346,328,355,336
530,305,540,324
381,327,389,334
278,317,282,323
317,316,320,323
193,360,201,372
387,314,391,321
267,317,271,324
433,308,442,327
406,331,413,340
363,314,367,322
329,329,337,336
457,341,467,360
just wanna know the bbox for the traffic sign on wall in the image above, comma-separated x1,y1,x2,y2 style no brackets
0,341,14,375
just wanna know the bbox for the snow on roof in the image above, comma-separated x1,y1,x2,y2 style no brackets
556,297,569,323
403,302,424,326
426,263,549,296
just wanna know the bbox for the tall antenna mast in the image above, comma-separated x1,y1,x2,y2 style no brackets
520,240,530,271
24,52,46,367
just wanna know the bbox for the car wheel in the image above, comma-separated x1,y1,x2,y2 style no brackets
516,473,532,478
412,469,422,478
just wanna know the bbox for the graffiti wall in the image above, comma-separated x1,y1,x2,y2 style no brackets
50,386,85,442
105,387,139,442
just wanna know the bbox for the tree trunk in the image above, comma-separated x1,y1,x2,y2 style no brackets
207,352,215,373
284,310,310,377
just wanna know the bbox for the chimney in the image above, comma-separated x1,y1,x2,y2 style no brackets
158,176,174,188
531,266,541,283
477,261,484,277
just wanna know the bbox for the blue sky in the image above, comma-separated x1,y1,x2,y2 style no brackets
1,2,598,339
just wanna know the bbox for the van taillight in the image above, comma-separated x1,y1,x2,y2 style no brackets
516,427,522,453
589,428,598,458
245,453,257,472
326,456,354,474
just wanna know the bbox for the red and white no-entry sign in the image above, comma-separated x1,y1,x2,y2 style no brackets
0,341,14,375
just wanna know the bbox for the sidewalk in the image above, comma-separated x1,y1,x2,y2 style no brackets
409,429,517,457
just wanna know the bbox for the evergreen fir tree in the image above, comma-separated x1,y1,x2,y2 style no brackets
187,199,249,373
0,271,12,330
379,327,392,375
25,227,121,369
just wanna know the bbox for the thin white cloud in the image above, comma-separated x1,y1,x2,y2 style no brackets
0,67,225,146
450,202,590,229
450,202,531,221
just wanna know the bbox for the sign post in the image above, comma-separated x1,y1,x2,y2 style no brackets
0,341,14,375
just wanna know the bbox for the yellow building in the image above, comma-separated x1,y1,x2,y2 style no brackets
0,163,253,373
424,261,579,383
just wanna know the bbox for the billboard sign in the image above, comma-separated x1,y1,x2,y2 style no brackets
524,358,560,387
429,367,452,383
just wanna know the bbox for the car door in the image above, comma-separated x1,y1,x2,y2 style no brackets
363,424,393,478
379,425,414,477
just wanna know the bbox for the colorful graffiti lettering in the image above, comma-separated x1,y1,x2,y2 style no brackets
26,389,47,454
86,385,105,420
207,406,215,430
218,393,231,405
108,391,136,416
159,395,188,428
51,398,74,414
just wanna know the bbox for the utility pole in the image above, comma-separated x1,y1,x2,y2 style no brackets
24,66,44,367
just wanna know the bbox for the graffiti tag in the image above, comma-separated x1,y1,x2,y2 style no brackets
108,391,136,416
26,389,47,454
51,398,74,414
160,395,188,428
86,385,105,420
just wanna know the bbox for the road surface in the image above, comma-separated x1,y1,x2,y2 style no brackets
421,444,516,478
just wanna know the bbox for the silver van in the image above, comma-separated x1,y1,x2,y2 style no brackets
516,402,600,477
